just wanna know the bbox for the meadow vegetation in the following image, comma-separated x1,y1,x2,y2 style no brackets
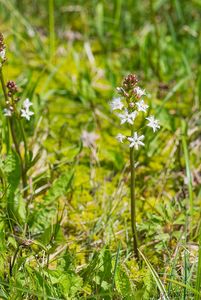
0,0,201,299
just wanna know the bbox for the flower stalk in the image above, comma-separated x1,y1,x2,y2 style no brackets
0,33,34,200
130,141,139,262
0,70,27,197
110,73,160,262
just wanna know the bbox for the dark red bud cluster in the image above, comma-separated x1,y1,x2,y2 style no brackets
123,74,139,92
6,80,18,96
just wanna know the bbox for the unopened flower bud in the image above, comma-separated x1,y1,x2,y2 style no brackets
129,102,135,108
6,80,18,95
116,86,129,97
123,74,139,91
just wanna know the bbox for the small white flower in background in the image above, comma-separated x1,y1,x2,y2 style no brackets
110,97,124,111
81,130,99,148
116,133,126,143
118,109,138,125
3,108,12,117
133,86,146,98
146,115,160,132
21,108,34,121
136,100,149,113
21,98,34,121
0,48,6,60
23,98,33,109
128,133,145,150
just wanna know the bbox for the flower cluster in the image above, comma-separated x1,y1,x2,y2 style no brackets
3,98,34,121
3,80,34,121
0,33,6,65
110,74,160,150
0,34,34,122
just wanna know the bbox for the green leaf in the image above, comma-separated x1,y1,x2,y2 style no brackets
139,250,170,300
45,170,74,202
4,151,21,222
115,265,134,299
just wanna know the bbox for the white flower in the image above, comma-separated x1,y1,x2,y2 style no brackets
118,109,138,125
116,133,126,143
127,132,145,150
81,130,99,147
23,98,33,109
21,108,34,121
0,49,6,60
133,86,146,98
110,97,124,111
3,108,12,117
146,116,160,132
136,100,149,113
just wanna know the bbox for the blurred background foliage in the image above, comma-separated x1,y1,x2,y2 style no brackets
0,0,201,299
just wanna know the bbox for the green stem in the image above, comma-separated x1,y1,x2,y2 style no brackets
9,117,27,197
49,0,55,61
0,68,9,102
0,68,10,151
130,143,140,263
9,246,20,277
149,0,162,81
0,69,27,198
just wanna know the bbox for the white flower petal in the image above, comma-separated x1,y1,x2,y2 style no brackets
116,133,126,143
23,98,33,109
110,97,124,111
146,115,160,132
136,100,149,112
0,49,6,60
133,87,146,98
127,132,144,150
21,108,34,121
3,108,12,116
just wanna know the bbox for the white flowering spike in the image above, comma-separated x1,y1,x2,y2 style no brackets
116,133,126,143
23,98,33,109
0,49,6,60
133,86,146,98
127,133,145,150
136,100,149,113
3,108,12,117
146,116,160,132
118,109,138,125
21,108,34,121
110,97,124,111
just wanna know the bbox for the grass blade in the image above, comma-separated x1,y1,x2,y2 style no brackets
181,120,193,233
195,226,201,300
139,250,170,300
49,0,55,61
